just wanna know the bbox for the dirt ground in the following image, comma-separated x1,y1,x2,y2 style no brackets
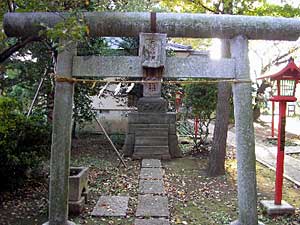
0,132,299,225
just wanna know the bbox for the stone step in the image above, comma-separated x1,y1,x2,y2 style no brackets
134,146,169,154
141,159,162,168
135,128,169,137
132,124,169,129
135,137,168,146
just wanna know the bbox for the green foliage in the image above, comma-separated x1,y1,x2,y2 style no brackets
183,82,218,145
183,82,217,119
0,97,51,190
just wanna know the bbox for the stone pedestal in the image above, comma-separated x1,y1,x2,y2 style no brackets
68,167,89,215
260,200,295,216
123,98,181,159
123,33,181,159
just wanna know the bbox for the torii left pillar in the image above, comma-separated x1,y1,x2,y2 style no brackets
43,40,76,225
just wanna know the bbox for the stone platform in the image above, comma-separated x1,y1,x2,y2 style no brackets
123,110,181,159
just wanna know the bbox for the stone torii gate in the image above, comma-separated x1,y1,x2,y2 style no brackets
4,12,300,225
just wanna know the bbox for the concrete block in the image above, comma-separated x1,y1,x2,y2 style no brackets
137,97,167,113
135,128,169,137
133,146,171,159
141,159,162,168
260,200,295,215
139,179,165,195
69,196,85,215
168,135,182,158
140,168,163,180
91,196,129,217
135,137,168,146
168,124,177,134
123,133,135,156
136,195,169,217
135,218,170,225
69,167,89,202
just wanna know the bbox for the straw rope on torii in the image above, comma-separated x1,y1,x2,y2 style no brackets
4,11,300,225
52,74,252,84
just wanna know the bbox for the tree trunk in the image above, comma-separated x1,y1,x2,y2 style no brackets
207,39,231,177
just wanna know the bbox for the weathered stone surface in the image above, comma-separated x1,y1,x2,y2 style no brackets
128,112,176,124
230,35,258,225
135,218,170,225
91,196,129,217
48,40,76,225
134,147,171,160
139,179,165,195
6,12,300,40
135,128,169,137
72,56,235,79
123,133,135,156
69,167,89,202
137,97,167,113
42,221,76,225
69,196,85,215
260,200,295,216
136,195,169,217
168,134,182,158
139,33,167,68
142,159,162,168
140,168,163,180
135,137,168,146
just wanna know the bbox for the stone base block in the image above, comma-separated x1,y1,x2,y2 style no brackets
91,196,129,217
230,220,265,225
42,221,76,225
135,218,170,225
260,200,295,215
69,196,85,215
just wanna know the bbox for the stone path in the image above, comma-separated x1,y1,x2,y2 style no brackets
135,159,170,225
91,196,129,217
221,124,300,186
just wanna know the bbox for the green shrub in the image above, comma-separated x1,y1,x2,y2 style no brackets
0,97,51,190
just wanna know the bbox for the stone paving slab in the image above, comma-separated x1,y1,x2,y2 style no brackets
139,179,165,195
136,195,169,217
269,146,300,154
142,159,162,168
135,218,170,225
140,168,163,180
91,196,129,217
256,145,300,186
208,121,300,187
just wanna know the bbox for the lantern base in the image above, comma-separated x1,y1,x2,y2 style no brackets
260,200,295,216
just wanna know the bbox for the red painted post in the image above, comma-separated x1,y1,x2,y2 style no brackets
271,101,275,137
194,117,199,140
274,101,286,205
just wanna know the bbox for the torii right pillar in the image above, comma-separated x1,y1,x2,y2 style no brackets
230,35,264,225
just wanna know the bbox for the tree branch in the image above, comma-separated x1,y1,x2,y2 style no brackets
0,36,42,63
261,46,300,74
6,0,13,12
190,0,219,14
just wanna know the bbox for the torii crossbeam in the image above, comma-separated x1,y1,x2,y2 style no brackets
4,11,300,225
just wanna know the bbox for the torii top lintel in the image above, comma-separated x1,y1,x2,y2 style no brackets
258,58,300,81
4,12,300,41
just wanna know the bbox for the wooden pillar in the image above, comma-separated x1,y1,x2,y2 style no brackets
44,41,76,225
230,35,259,225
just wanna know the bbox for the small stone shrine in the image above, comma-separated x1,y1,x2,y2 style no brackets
123,33,182,159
